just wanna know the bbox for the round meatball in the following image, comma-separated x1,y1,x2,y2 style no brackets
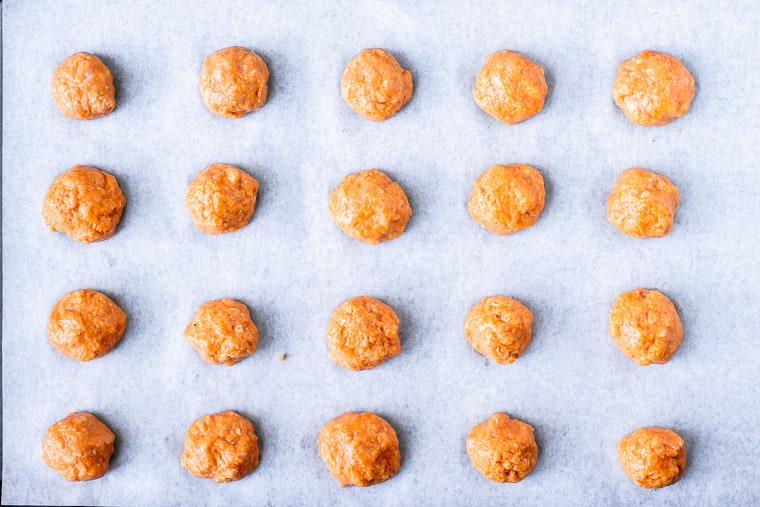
473,50,547,124
181,410,259,482
199,46,269,118
466,412,538,483
42,412,115,481
328,169,412,245
607,167,679,239
185,164,259,235
317,412,401,487
468,164,545,235
184,298,259,366
613,50,695,126
326,296,400,371
48,289,127,362
51,52,116,120
464,296,533,364
609,289,683,366
341,48,413,122
42,165,126,243
618,427,686,488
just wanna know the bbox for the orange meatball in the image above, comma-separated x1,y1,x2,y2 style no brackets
473,50,547,124
607,167,679,239
613,50,695,126
468,164,545,235
327,296,401,371
609,289,683,366
464,296,533,364
184,298,259,366
42,165,126,243
51,52,116,120
618,427,686,488
185,164,259,235
341,48,413,122
317,412,401,487
466,413,538,483
199,46,269,118
42,412,115,481
328,169,412,244
48,289,127,362
181,411,259,482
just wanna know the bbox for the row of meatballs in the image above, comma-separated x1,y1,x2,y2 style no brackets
52,46,695,127
42,410,687,490
42,162,680,244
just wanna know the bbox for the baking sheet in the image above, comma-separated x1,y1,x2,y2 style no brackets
3,0,760,505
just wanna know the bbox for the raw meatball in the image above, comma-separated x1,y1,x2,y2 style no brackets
317,412,401,487
326,296,401,371
463,296,533,364
42,412,115,481
613,50,695,126
341,48,413,122
185,164,259,235
48,289,127,362
181,410,259,482
618,427,686,488
472,50,547,124
199,46,269,118
466,412,538,483
609,289,683,366
184,298,258,366
328,169,412,245
42,165,126,243
607,167,679,239
468,164,545,235
51,52,116,120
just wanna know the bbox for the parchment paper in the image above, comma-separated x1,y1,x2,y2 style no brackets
3,0,760,505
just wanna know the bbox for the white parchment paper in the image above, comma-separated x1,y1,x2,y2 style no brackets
3,0,760,505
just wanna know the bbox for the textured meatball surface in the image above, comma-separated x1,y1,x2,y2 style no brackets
466,413,538,483
42,165,126,243
328,169,412,244
613,50,695,126
607,167,679,239
199,46,269,118
186,164,259,234
609,288,683,366
184,298,259,366
341,48,413,121
181,411,259,482
42,412,115,481
464,296,533,364
48,289,127,362
51,52,115,120
317,412,401,487
618,427,686,488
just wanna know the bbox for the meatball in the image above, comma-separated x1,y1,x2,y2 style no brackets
42,412,115,481
42,165,126,243
317,412,401,487
180,410,259,482
184,298,259,366
51,52,116,120
618,427,686,488
607,167,679,239
472,50,547,124
328,169,412,244
613,50,695,126
468,164,545,235
199,46,269,118
464,296,533,364
466,412,538,483
48,289,127,362
326,296,401,371
341,48,413,122
609,289,683,366
185,164,259,235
